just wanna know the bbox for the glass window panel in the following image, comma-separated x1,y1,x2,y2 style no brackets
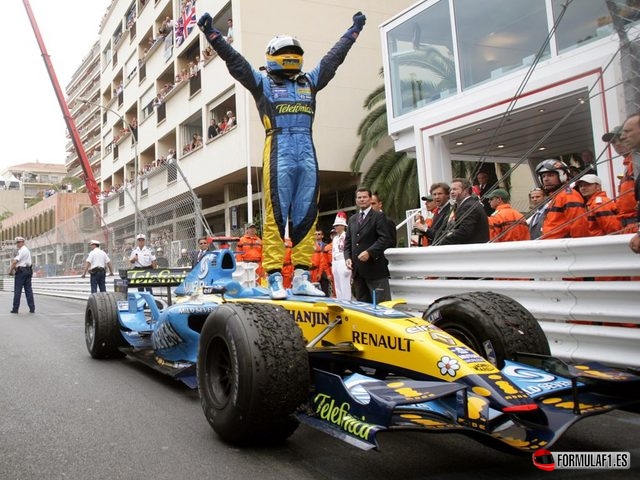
387,0,456,117
454,0,549,89
553,0,620,52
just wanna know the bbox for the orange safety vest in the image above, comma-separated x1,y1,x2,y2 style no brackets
236,234,262,262
616,156,637,224
541,187,589,239
489,204,530,242
586,191,622,236
282,238,293,288
310,240,330,283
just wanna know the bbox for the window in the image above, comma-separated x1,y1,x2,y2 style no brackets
387,0,456,117
552,0,615,53
454,0,549,90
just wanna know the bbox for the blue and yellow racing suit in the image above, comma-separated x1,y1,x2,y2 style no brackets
205,34,358,273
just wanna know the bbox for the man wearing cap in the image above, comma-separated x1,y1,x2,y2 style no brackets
130,234,156,269
576,174,621,236
602,126,637,229
331,212,351,300
487,189,530,242
413,194,437,246
81,240,114,293
9,236,35,313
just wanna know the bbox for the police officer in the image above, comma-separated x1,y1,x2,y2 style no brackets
81,240,114,293
9,236,35,314
129,233,156,292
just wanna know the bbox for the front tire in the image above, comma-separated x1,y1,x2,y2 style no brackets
424,291,550,368
198,303,309,445
85,292,126,359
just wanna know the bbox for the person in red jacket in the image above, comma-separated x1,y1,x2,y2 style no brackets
486,189,530,242
535,159,589,239
576,174,622,236
282,237,294,288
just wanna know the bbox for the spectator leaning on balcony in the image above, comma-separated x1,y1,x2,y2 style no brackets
619,112,640,253
81,240,114,293
535,159,588,239
487,189,530,242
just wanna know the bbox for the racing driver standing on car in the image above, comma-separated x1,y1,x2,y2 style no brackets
198,11,366,299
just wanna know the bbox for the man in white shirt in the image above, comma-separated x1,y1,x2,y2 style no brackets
9,236,35,314
129,233,157,292
81,240,114,293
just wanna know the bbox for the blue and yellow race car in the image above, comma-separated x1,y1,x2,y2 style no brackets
85,248,639,453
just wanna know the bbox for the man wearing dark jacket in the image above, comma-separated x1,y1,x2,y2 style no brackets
425,182,451,246
439,178,489,245
344,187,392,303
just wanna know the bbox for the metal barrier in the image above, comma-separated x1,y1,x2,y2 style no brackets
3,234,639,367
386,234,640,368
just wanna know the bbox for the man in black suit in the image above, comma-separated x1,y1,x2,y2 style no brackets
344,187,392,303
439,178,489,245
425,182,451,246
476,171,495,216
371,192,397,247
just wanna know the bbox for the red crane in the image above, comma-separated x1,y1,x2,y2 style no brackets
21,0,100,205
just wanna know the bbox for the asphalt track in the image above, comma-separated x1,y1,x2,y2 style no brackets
1,292,638,480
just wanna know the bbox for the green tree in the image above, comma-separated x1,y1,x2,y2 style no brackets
350,78,416,223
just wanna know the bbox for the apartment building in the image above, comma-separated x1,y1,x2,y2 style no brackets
86,0,413,248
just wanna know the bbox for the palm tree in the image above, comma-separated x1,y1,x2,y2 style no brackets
351,48,456,222
350,73,415,223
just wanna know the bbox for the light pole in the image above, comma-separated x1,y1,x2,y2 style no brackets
78,97,140,235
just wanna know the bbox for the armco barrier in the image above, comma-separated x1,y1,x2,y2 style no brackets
386,234,640,368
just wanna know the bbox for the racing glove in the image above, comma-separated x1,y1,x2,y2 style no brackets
342,11,366,41
198,13,222,43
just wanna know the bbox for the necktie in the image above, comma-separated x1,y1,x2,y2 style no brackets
448,204,457,223
198,250,203,262
358,211,365,224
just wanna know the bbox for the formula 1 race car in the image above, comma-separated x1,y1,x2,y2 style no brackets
85,248,640,454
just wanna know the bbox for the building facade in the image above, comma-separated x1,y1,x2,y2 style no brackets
85,0,412,252
380,0,638,206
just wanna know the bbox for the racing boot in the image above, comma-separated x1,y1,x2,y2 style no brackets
268,271,287,300
291,269,325,296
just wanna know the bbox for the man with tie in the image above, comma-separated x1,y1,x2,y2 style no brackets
476,171,495,216
344,187,392,303
439,178,490,245
192,236,210,267
527,187,547,239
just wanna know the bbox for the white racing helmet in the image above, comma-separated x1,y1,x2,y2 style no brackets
265,35,304,74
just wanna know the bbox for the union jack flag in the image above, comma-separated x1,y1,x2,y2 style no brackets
181,0,197,41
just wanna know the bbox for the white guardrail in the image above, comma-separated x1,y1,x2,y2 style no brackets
387,233,640,368
2,234,638,367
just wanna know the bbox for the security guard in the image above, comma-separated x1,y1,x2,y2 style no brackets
9,236,35,314
81,240,114,293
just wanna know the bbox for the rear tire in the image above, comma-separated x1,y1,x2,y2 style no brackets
85,292,126,359
198,303,309,445
424,291,550,368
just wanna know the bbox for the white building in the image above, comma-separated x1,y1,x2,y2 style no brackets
88,0,413,242
380,0,638,207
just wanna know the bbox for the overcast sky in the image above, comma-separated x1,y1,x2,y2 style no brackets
1,0,111,174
